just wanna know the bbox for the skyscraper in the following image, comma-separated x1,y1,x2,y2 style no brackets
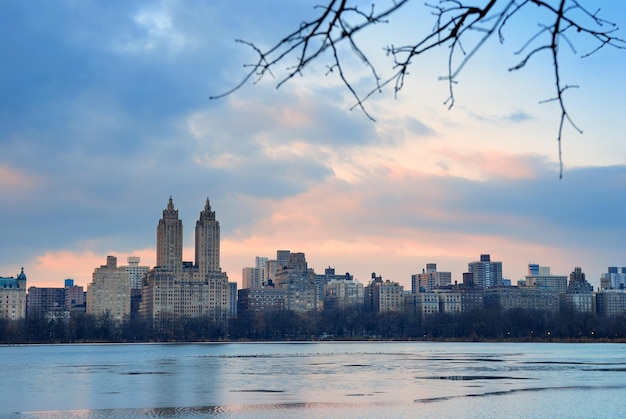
468,254,503,289
142,198,230,326
195,198,220,275
156,196,183,273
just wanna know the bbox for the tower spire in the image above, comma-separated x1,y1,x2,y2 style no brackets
157,196,183,271
199,197,215,221
196,198,220,273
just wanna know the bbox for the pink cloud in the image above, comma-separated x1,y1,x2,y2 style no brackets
434,149,544,180
0,165,41,193
20,248,155,289
218,165,603,290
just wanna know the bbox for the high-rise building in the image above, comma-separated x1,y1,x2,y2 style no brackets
242,267,256,289
87,256,131,322
324,277,364,310
276,250,290,266
0,268,27,320
141,198,230,326
364,273,404,312
468,254,503,289
315,267,354,306
601,267,626,290
228,282,238,318
528,263,540,276
275,251,318,312
195,198,220,275
126,256,149,289
411,263,452,293
265,259,281,283
241,256,270,289
256,256,269,286
156,196,183,273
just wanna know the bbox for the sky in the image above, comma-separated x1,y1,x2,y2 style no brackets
2,0,626,291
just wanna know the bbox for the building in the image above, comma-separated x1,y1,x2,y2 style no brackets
434,289,462,315
242,257,271,290
242,267,256,289
524,265,568,293
524,274,568,293
28,279,86,318
275,251,318,313
45,307,71,322
462,272,475,288
195,198,220,275
468,254,503,288
256,256,269,286
600,267,626,290
484,287,559,313
156,196,183,273
568,267,593,293
560,267,594,313
405,292,439,317
411,263,452,293
364,274,404,312
595,290,626,317
228,281,238,318
64,279,86,310
27,286,65,317
237,285,285,314
315,267,354,307
450,286,485,313
141,198,230,325
87,256,131,322
126,257,149,290
0,268,27,320
560,293,595,313
262,252,290,284
324,276,364,310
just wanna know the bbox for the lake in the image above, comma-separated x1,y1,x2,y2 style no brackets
1,341,625,418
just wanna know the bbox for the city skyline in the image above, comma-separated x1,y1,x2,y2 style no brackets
7,194,619,292
2,1,626,291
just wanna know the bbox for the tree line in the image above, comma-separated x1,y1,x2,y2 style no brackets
2,306,626,344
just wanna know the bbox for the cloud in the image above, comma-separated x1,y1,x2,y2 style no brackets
1,0,625,293
464,107,533,125
504,109,532,122
114,6,189,54
434,149,550,180
16,248,156,288
0,165,42,193
218,162,626,287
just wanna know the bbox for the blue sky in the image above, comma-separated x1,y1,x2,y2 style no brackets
1,0,625,289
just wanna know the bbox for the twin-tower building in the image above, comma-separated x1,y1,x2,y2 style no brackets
140,197,230,325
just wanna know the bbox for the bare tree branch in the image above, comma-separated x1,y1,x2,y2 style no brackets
211,0,626,176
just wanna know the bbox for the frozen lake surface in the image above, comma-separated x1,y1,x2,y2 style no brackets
1,341,625,418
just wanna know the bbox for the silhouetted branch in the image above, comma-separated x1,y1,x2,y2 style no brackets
212,0,626,175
